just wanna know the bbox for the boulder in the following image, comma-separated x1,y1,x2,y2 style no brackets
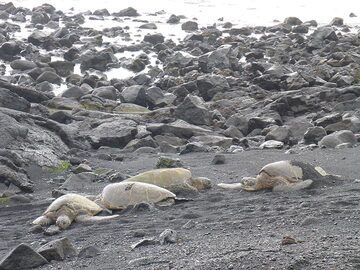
181,21,198,31
304,126,327,144
120,85,146,105
0,88,30,112
93,86,118,100
143,33,164,45
0,243,48,270
196,74,230,101
61,86,89,100
112,7,139,17
175,95,211,126
36,71,61,85
191,135,233,149
48,61,75,77
37,238,77,262
265,126,291,143
10,59,37,71
80,51,117,72
319,130,357,148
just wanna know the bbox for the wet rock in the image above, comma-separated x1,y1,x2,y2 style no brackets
304,126,327,144
181,21,198,31
330,17,343,26
37,238,77,262
156,156,183,168
31,12,50,24
139,23,157,29
0,88,30,112
78,246,100,258
319,130,357,148
175,95,211,125
167,14,180,24
28,31,52,46
36,71,61,85
159,229,177,244
10,59,37,71
212,154,226,165
112,7,139,17
61,86,89,100
93,86,118,101
48,61,74,77
0,243,48,270
143,33,164,45
0,41,22,61
80,51,117,72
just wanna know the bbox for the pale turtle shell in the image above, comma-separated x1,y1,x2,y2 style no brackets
260,160,303,181
100,182,176,210
44,194,102,216
123,168,192,189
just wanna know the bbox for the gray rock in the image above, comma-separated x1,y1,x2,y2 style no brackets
199,45,237,73
143,86,168,109
265,126,291,143
37,238,77,262
0,41,22,61
112,7,139,17
121,85,146,105
223,125,244,139
60,172,101,194
319,130,357,148
139,23,157,29
167,14,181,24
49,61,75,77
143,33,164,45
191,135,232,149
156,156,183,168
0,88,30,112
260,140,284,149
283,17,302,25
0,165,33,193
88,119,138,148
180,142,210,154
304,126,327,144
31,12,50,24
61,86,89,100
10,59,37,71
78,246,100,258
196,74,230,101
124,136,158,152
93,86,118,100
175,95,211,126
73,163,92,174
36,71,61,85
28,31,51,46
181,21,198,31
80,51,117,72
330,17,343,26
0,243,48,270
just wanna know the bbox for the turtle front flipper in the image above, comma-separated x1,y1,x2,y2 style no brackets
273,179,313,192
32,215,53,226
74,214,119,223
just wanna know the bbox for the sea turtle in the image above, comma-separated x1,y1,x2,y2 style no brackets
95,181,177,210
32,194,119,230
122,168,212,196
218,160,329,192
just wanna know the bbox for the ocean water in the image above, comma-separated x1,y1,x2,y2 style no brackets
10,0,360,26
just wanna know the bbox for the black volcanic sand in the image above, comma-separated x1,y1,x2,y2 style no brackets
1,147,359,270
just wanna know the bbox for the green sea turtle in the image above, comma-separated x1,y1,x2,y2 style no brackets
95,181,177,210
122,168,212,196
32,194,119,230
218,160,329,192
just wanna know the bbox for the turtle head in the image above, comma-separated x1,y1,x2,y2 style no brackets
56,215,72,230
240,177,258,191
189,177,212,191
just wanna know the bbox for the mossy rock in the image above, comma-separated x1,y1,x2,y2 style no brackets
47,160,71,174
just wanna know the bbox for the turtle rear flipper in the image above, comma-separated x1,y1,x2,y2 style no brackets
75,214,119,223
272,179,313,192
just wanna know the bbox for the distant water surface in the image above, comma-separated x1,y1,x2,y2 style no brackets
9,0,360,26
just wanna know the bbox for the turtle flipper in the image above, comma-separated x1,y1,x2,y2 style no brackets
75,214,119,223
217,183,244,190
32,215,53,226
273,179,313,192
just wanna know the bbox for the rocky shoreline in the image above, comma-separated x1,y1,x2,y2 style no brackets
0,2,359,269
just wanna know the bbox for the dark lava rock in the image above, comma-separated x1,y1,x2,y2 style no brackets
0,88,30,112
37,238,77,262
36,71,61,85
212,154,226,165
48,61,75,77
31,12,50,24
0,243,48,270
10,59,37,71
156,156,183,168
304,126,327,144
139,23,157,29
175,95,211,125
330,17,344,26
0,41,22,61
283,17,303,25
112,7,139,17
196,74,230,101
80,51,117,72
167,14,180,24
93,86,118,100
181,21,198,31
28,31,51,46
143,33,165,45
265,126,291,143
61,86,89,100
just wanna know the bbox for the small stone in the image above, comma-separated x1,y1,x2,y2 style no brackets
159,229,177,245
0,243,48,270
212,154,226,165
78,246,100,258
156,156,183,168
37,237,78,261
